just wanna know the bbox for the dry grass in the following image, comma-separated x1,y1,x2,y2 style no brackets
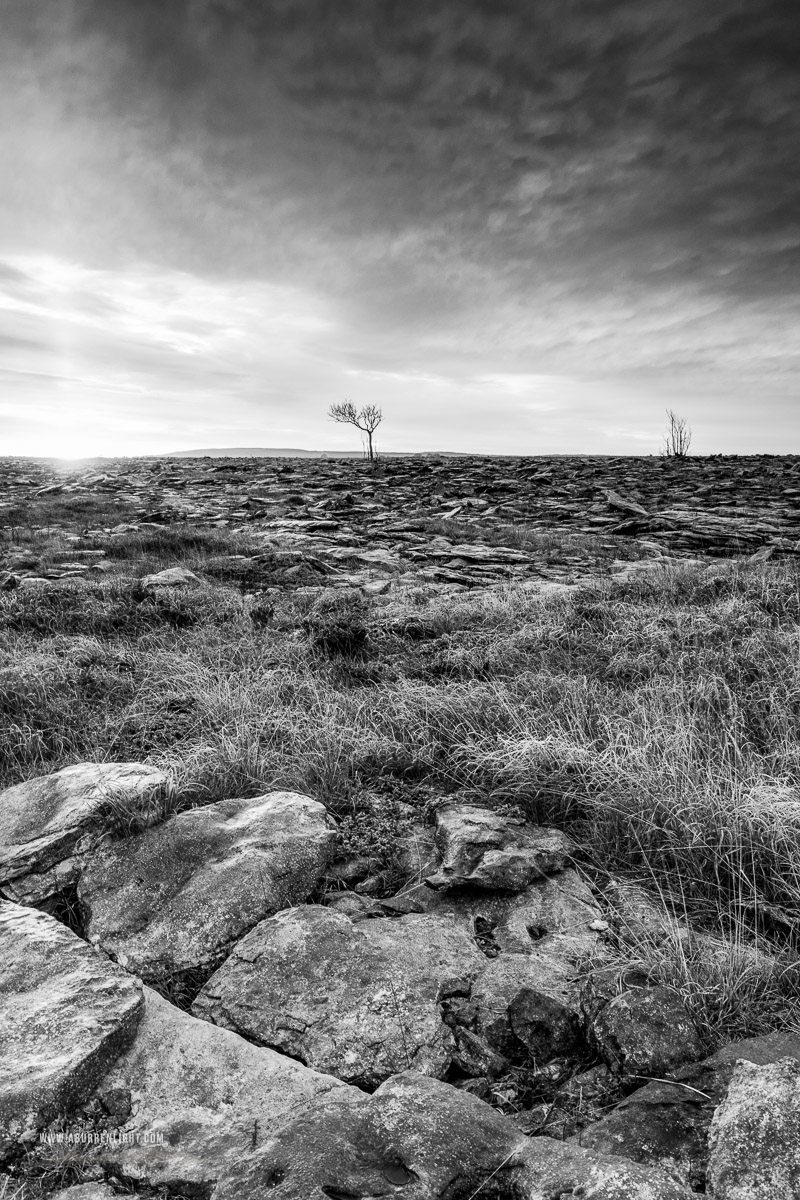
417,515,645,563
2,532,800,1046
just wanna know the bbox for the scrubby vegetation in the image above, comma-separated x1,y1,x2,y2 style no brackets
3,514,800,1054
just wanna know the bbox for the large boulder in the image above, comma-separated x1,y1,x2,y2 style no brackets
71,987,350,1191
0,763,166,892
212,1071,692,1200
587,983,703,1079
575,1030,800,1191
193,905,488,1088
78,792,336,984
425,804,574,891
707,1057,800,1199
0,903,143,1152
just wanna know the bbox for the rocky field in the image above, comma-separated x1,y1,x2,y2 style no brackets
2,454,800,1200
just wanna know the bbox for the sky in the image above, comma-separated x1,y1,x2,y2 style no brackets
1,0,799,457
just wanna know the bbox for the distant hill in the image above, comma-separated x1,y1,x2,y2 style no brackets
167,447,361,458
166,447,460,458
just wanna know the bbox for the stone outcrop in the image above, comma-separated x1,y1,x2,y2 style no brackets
0,907,690,1199
8,453,800,598
0,762,167,892
78,791,336,983
0,902,143,1151
212,1071,692,1200
139,566,200,588
78,986,349,1190
0,749,794,1199
425,804,574,891
193,905,488,1088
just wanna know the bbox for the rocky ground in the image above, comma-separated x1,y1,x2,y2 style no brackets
2,454,800,1200
2,453,800,595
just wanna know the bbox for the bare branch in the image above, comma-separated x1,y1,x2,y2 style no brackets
328,401,359,426
662,409,692,458
358,404,383,434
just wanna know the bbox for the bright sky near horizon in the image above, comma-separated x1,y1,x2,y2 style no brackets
1,0,799,457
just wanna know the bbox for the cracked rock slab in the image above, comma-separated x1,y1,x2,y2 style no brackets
0,763,167,888
0,902,143,1152
212,1071,692,1200
193,905,487,1088
425,804,574,891
75,986,350,1191
78,791,336,982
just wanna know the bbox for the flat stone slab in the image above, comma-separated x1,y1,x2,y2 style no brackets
0,762,167,885
78,791,336,982
79,987,350,1191
212,1071,692,1200
193,905,488,1088
425,804,574,891
0,903,143,1151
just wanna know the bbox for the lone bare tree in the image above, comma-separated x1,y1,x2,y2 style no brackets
328,400,383,462
662,409,692,458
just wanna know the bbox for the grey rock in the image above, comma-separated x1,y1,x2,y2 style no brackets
606,488,649,516
139,566,200,587
79,791,335,982
0,903,143,1151
589,984,703,1078
407,866,604,958
193,905,487,1088
471,951,583,1063
0,762,167,888
81,986,349,1191
707,1057,800,1199
574,1029,800,1190
51,1187,118,1200
212,1070,692,1200
517,1136,692,1200
425,804,574,891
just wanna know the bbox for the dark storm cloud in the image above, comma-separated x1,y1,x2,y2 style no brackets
7,0,799,300
1,0,799,453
